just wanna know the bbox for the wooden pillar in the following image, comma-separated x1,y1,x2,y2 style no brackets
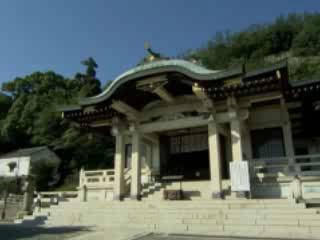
113,130,125,200
130,129,141,200
208,119,223,198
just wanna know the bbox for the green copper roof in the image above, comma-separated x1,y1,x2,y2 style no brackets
79,59,241,105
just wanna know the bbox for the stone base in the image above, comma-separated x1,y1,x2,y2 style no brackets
113,195,123,201
130,195,141,201
235,191,250,198
16,211,30,219
211,192,224,199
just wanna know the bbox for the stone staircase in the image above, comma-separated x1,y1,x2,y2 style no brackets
17,198,320,239
141,182,165,200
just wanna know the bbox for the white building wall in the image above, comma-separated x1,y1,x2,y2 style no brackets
0,157,30,177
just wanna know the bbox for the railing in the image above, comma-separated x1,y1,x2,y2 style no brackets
251,154,320,178
294,154,320,176
35,191,78,204
79,169,115,188
79,167,152,189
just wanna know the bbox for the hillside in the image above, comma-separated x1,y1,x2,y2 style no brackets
188,13,320,81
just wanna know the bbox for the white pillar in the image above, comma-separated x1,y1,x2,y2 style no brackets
230,118,250,198
80,185,87,202
208,120,223,198
130,130,141,200
113,133,125,200
230,118,244,162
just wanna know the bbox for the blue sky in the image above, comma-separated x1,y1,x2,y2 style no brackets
0,1,319,86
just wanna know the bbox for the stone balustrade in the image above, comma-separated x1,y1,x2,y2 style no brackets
79,169,115,188
35,191,78,203
79,167,153,189
251,154,320,178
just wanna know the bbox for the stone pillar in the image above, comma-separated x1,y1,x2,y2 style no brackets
80,185,87,202
289,175,302,202
230,118,244,162
208,119,223,199
283,123,296,172
145,144,152,170
130,130,141,200
22,177,35,214
152,141,160,175
230,118,249,198
113,133,125,200
281,98,296,173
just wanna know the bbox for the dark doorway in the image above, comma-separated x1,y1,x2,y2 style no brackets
160,133,210,180
219,134,230,180
166,150,210,180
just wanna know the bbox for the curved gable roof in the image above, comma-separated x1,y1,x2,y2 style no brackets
79,59,227,105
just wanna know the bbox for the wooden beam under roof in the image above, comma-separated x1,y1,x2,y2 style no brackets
111,100,140,121
136,75,175,103
153,84,174,103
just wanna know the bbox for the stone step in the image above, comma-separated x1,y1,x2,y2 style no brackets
45,210,319,221
53,201,305,208
46,206,313,215
43,215,315,230
43,215,319,227
32,196,320,240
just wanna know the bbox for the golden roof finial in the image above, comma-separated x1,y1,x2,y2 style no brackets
138,42,168,65
144,42,150,50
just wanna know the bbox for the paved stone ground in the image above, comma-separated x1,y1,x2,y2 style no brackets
0,224,91,240
0,225,307,240
133,234,292,240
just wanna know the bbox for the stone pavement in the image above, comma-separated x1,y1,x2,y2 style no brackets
0,224,310,240
0,223,90,240
131,234,292,240
70,229,304,240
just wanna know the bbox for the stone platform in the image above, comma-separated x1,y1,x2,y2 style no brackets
15,198,320,239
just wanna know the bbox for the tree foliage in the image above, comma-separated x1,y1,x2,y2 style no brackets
0,58,113,190
189,13,320,80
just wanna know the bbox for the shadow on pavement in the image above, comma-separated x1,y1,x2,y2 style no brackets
0,224,93,240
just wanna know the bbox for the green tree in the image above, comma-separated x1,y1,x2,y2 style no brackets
74,57,101,97
0,59,113,190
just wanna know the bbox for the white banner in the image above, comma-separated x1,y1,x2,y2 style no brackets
230,161,251,192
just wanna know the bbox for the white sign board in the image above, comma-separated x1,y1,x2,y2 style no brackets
230,161,250,192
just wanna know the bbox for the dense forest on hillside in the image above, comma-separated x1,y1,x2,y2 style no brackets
187,13,320,80
1,13,320,190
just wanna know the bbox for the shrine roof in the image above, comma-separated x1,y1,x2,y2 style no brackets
78,59,240,106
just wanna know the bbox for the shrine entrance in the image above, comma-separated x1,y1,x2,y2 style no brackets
159,129,230,181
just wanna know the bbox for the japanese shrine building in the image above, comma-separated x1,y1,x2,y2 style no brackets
61,53,320,201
